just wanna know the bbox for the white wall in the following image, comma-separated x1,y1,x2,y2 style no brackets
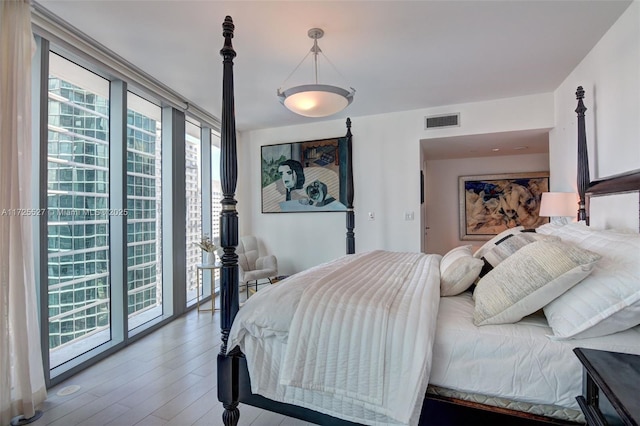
424,153,549,255
550,1,640,190
238,93,554,274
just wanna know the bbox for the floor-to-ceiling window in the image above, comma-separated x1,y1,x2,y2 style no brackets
211,131,222,288
126,93,163,330
33,17,220,384
47,53,111,368
185,121,203,304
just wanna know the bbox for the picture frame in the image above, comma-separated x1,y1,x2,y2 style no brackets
261,137,349,213
459,172,550,240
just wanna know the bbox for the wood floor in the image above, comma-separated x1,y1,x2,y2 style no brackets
31,299,312,426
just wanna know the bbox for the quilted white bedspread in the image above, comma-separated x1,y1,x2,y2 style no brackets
228,250,441,425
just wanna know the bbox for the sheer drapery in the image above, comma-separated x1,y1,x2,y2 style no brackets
0,0,47,423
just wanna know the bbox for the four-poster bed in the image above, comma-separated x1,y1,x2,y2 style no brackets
216,17,640,426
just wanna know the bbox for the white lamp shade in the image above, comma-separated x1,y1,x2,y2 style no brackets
279,84,354,118
539,192,578,217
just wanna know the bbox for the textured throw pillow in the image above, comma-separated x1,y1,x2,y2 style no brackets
473,240,601,326
440,245,484,296
538,223,640,339
481,233,560,275
473,226,524,259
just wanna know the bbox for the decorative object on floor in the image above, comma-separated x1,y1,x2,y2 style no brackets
539,192,578,224
277,28,355,118
459,172,549,240
261,137,349,213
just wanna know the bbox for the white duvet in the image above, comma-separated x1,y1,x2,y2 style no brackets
227,250,442,426
430,292,640,412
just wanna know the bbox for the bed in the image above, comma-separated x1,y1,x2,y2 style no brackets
215,17,640,426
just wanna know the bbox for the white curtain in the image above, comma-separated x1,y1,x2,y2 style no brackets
0,0,48,424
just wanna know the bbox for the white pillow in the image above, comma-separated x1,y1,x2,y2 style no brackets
539,223,640,339
473,240,601,326
473,226,524,259
440,245,484,296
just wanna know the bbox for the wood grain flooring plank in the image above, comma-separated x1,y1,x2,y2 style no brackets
151,371,215,420
134,414,168,426
105,373,203,426
79,402,131,426
163,389,218,426
116,365,201,409
31,393,100,426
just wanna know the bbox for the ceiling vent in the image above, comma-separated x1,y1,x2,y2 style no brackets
425,113,460,129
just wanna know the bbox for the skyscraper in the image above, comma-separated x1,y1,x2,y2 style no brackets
47,73,164,362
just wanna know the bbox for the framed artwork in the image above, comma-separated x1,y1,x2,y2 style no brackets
459,172,549,240
261,137,349,213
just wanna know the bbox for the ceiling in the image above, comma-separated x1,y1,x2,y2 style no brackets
35,0,631,141
421,129,550,160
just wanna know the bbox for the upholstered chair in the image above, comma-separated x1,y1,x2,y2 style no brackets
217,235,277,297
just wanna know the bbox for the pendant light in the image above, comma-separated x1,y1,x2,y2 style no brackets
277,28,355,118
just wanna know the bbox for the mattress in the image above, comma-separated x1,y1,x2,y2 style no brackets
429,292,640,419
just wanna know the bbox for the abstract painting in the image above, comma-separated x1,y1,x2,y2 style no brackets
459,172,549,240
261,137,349,213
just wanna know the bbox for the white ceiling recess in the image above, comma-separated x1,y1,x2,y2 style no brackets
421,129,550,160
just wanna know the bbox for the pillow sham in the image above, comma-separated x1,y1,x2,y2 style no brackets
473,240,601,326
538,223,640,339
473,226,524,259
440,245,484,296
480,232,559,276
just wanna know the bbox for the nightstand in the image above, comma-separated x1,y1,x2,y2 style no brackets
574,347,640,426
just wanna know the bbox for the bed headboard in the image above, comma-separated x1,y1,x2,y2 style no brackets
575,87,640,232
586,169,640,232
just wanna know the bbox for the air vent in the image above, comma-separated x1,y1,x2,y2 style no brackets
425,113,460,129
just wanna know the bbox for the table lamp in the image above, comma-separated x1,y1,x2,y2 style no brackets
539,192,579,224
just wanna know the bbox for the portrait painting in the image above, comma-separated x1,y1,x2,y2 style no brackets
261,137,349,213
459,172,549,240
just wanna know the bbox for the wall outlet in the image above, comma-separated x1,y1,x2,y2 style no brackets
404,211,414,221
368,212,375,220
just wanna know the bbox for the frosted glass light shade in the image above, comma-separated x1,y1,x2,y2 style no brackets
278,84,354,118
539,192,578,217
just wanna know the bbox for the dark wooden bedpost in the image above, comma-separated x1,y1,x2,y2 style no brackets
575,86,590,223
217,16,241,426
345,118,355,254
